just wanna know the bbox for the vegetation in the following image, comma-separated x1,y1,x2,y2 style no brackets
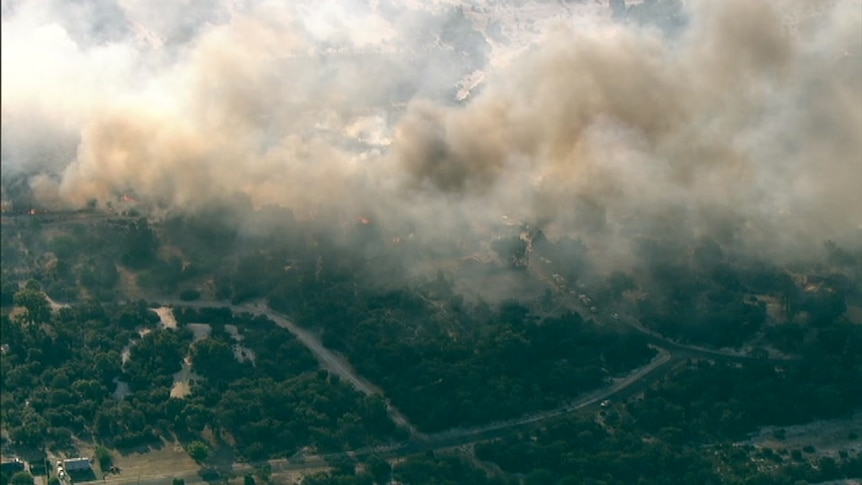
185,441,208,463
473,414,862,485
626,237,859,348
94,445,112,469
302,294,655,432
227,250,656,432
629,356,862,442
2,209,860,483
468,318,862,484
0,295,397,459
8,472,33,485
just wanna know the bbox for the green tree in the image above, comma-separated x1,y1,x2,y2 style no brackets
95,445,112,469
525,469,554,485
1,282,18,306
365,455,391,484
254,463,271,483
243,474,256,485
187,441,209,462
172,478,185,485
11,410,48,446
121,218,158,269
327,454,355,476
190,339,237,380
9,472,33,485
13,288,50,324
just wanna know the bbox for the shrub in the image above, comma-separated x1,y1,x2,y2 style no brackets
95,445,112,469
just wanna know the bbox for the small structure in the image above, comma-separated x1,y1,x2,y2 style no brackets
62,458,90,472
0,458,25,474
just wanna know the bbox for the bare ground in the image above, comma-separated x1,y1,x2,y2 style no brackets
151,307,177,329
739,410,862,458
116,266,145,301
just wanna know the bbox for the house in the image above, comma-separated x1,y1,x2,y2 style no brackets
0,458,25,475
62,458,90,471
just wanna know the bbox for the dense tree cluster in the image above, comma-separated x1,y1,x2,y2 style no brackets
190,227,658,432
276,272,657,432
3,210,860,483
606,236,862,349
474,414,862,485
0,297,397,458
338,304,655,431
207,373,396,458
635,261,769,348
1,216,193,302
476,418,720,485
465,320,862,484
628,322,862,441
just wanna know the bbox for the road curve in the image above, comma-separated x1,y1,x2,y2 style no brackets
156,298,689,447
159,299,425,441
95,343,678,485
122,291,794,485
421,346,674,445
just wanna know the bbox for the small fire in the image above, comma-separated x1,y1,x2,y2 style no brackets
122,194,138,203
28,209,37,215
392,236,402,244
359,217,371,225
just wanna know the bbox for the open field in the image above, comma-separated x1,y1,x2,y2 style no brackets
740,410,862,458
99,440,200,483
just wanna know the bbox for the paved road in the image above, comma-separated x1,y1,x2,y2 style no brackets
23,214,801,483
95,343,679,485
156,298,682,446
159,287,790,450
86,284,796,485
420,346,674,445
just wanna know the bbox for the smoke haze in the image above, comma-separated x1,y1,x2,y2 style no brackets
2,0,861,270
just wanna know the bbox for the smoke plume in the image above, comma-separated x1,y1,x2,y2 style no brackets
2,0,860,269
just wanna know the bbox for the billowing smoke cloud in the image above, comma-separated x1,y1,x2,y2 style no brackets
2,0,861,269
395,0,862,261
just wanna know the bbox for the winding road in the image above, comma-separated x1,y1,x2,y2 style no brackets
155,296,690,448
98,339,676,485
49,280,792,484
